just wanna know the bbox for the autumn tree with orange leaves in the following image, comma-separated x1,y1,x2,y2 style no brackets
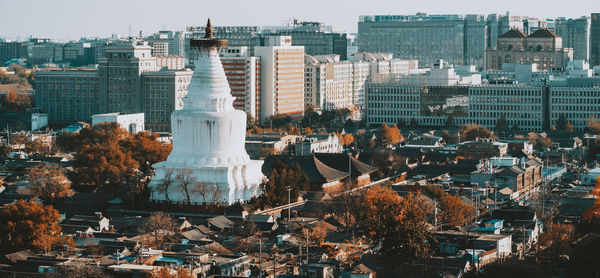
122,131,172,173
380,123,403,146
537,222,573,264
582,177,600,221
72,142,139,188
71,123,171,189
152,267,194,278
0,200,73,253
334,132,354,147
0,91,32,113
357,187,431,267
439,194,475,228
460,124,495,141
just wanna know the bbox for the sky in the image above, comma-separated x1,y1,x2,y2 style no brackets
0,0,595,42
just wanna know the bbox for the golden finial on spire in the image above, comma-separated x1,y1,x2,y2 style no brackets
190,18,227,49
204,18,214,39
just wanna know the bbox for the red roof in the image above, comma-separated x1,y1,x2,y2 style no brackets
499,29,527,39
528,28,560,38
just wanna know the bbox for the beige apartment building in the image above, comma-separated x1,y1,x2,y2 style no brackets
255,36,305,121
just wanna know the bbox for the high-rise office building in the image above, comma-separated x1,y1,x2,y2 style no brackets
34,69,100,124
155,56,185,70
486,14,500,49
27,38,64,65
554,17,590,61
365,76,600,132
277,29,348,60
148,30,186,57
36,40,189,130
62,42,86,62
358,14,486,69
142,70,192,132
351,60,370,109
254,36,305,121
498,13,525,36
62,41,97,66
150,41,169,56
591,13,600,67
464,15,487,68
185,21,347,66
98,41,158,114
350,53,417,109
185,26,262,67
351,53,418,75
0,42,27,65
220,46,262,120
304,54,354,110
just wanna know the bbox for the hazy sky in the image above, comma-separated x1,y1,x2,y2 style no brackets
0,0,594,41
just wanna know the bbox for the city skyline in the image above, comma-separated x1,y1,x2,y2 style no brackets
0,0,594,41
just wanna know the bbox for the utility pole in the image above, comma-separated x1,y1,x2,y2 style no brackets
272,247,277,278
5,124,10,146
522,227,527,259
287,187,291,221
475,194,480,223
306,229,309,263
433,199,438,229
485,184,489,210
348,152,352,189
471,187,475,223
494,181,498,211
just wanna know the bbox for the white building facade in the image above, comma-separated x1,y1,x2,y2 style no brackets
91,112,145,133
304,55,354,110
294,134,342,156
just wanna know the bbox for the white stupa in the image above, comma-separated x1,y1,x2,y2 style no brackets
148,19,264,205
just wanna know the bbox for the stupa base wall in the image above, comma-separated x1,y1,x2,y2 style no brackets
148,160,264,205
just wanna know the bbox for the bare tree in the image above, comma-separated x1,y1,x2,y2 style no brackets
236,218,257,253
209,183,222,204
188,181,210,205
156,168,175,203
175,169,195,205
139,212,178,249
26,163,72,203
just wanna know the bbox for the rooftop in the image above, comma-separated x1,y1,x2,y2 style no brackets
263,155,349,183
528,28,560,38
499,28,527,39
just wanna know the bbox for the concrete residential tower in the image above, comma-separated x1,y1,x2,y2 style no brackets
148,20,264,205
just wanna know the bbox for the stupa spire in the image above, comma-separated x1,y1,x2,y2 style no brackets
147,18,264,205
185,19,232,112
204,18,213,38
